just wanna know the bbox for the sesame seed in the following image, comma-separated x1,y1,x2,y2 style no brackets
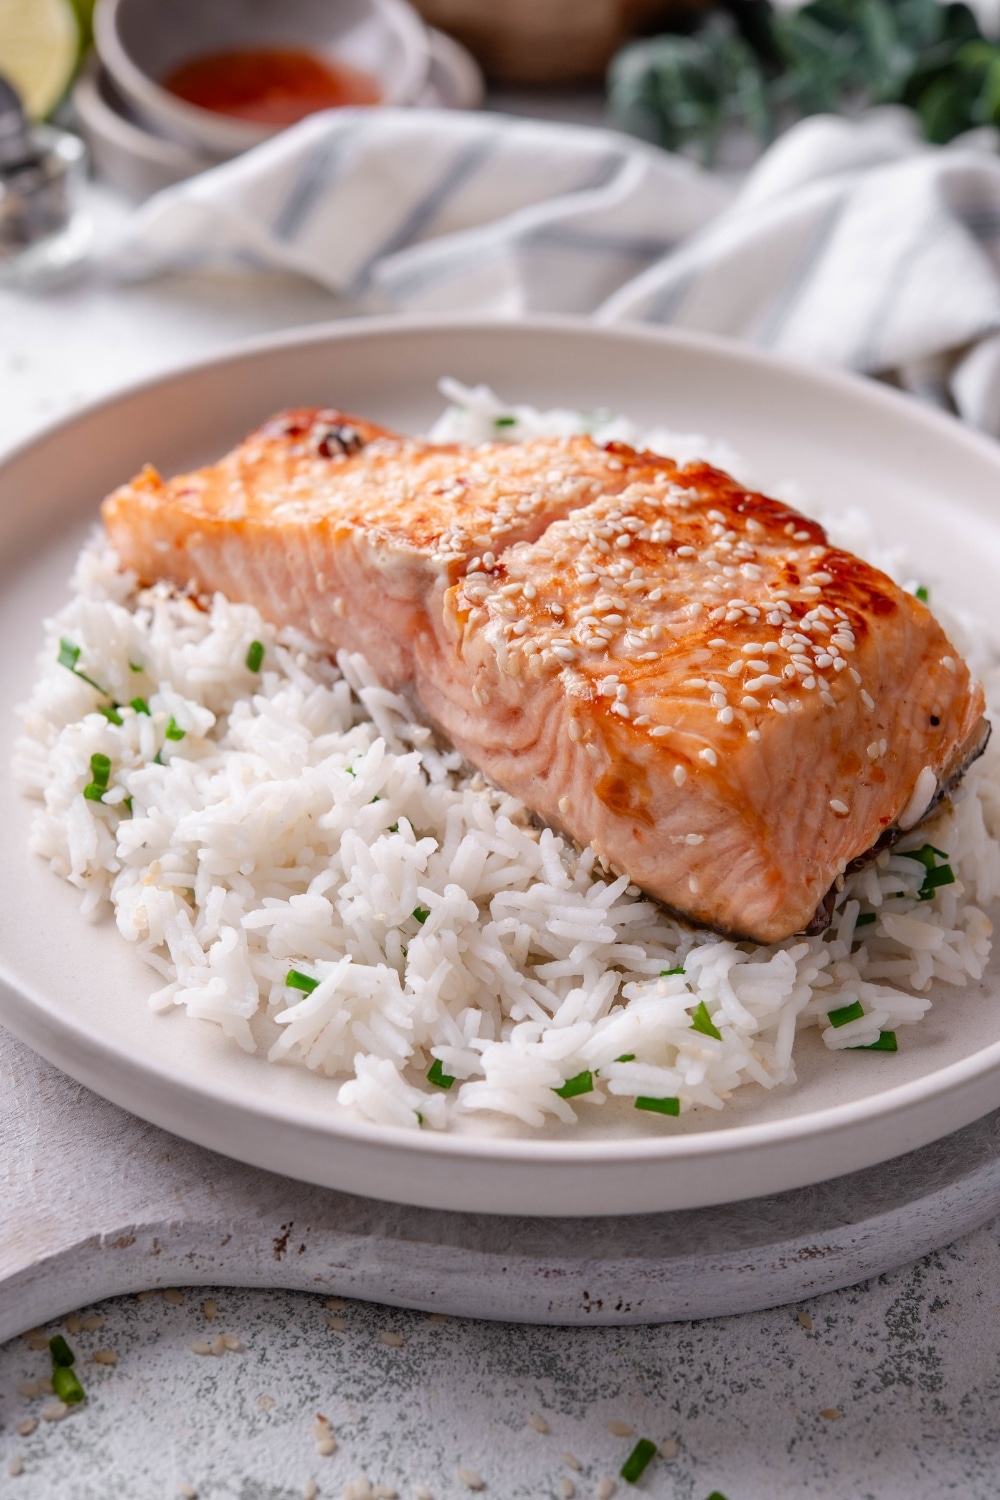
794,529,811,540
770,699,789,714
741,696,761,709
748,728,762,740
861,690,875,711
699,748,718,766
673,764,687,784
830,799,849,815
718,707,734,724
821,690,836,707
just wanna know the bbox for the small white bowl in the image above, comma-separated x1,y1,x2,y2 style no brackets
73,60,216,200
94,0,431,158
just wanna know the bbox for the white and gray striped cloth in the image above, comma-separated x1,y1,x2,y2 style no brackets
111,104,1000,433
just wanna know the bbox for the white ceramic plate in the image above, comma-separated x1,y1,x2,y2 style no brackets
4,315,1000,1217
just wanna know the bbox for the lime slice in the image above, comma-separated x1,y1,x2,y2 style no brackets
0,0,80,120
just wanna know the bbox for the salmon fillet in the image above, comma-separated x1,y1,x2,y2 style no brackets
103,407,988,943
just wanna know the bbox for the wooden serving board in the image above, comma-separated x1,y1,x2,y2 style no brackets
5,1020,1000,1338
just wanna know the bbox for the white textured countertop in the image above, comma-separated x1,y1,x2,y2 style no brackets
4,173,1000,1500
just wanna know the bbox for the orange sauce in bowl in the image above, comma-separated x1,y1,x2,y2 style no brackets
163,47,380,125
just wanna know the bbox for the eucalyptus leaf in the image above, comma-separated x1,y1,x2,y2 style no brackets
609,0,1000,162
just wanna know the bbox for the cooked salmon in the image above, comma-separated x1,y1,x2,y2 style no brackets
102,407,988,943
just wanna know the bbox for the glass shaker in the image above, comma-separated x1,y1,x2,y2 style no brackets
0,74,90,285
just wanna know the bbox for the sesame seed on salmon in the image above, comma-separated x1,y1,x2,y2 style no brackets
102,407,988,943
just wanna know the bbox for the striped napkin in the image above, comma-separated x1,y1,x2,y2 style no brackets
110,105,1000,433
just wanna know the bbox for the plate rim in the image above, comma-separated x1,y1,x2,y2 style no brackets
5,310,1000,1209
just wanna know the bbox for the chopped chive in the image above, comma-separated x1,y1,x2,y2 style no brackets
427,1058,455,1090
620,1437,657,1484
58,637,80,670
388,822,399,833
153,749,164,766
413,907,430,925
122,797,133,815
130,697,150,715
49,1334,74,1367
616,1053,636,1062
416,1111,424,1125
89,753,111,788
245,640,265,672
164,716,185,741
635,1096,680,1116
660,965,685,976
853,1030,898,1052
285,968,319,994
705,1493,730,1500
494,415,517,427
855,912,877,927
100,704,123,725
690,1000,722,1040
900,843,949,870
915,585,930,603
919,864,955,897
83,783,106,801
52,1365,85,1404
828,999,865,1028
57,636,107,693
129,661,144,672
345,764,356,777
553,1069,594,1100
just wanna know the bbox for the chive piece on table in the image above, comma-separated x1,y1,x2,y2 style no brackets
49,1334,75,1367
634,1096,680,1116
427,1058,455,1090
164,716,186,741
705,1493,731,1500
130,697,150,715
413,907,430,925
616,1053,636,1062
553,1069,593,1100
853,1030,898,1052
129,661,143,672
494,415,517,427
660,965,685,976
915,585,929,603
690,1000,722,1040
245,640,265,672
620,1437,657,1484
827,999,865,1028
285,968,319,994
855,912,877,927
52,1365,85,1404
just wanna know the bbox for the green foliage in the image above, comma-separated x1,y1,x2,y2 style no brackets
608,0,1000,160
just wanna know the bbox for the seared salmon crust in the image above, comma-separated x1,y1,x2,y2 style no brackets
102,406,988,943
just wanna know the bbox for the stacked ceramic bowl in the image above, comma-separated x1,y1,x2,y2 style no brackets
75,0,484,199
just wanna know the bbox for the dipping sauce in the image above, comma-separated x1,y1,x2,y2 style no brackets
163,47,380,125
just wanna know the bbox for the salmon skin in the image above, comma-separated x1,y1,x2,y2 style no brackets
102,406,988,943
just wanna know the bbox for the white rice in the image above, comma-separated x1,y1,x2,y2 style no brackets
13,385,1000,1134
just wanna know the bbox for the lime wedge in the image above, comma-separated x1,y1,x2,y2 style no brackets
0,0,80,120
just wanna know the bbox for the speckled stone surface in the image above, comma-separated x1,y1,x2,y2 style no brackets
4,1231,1000,1499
